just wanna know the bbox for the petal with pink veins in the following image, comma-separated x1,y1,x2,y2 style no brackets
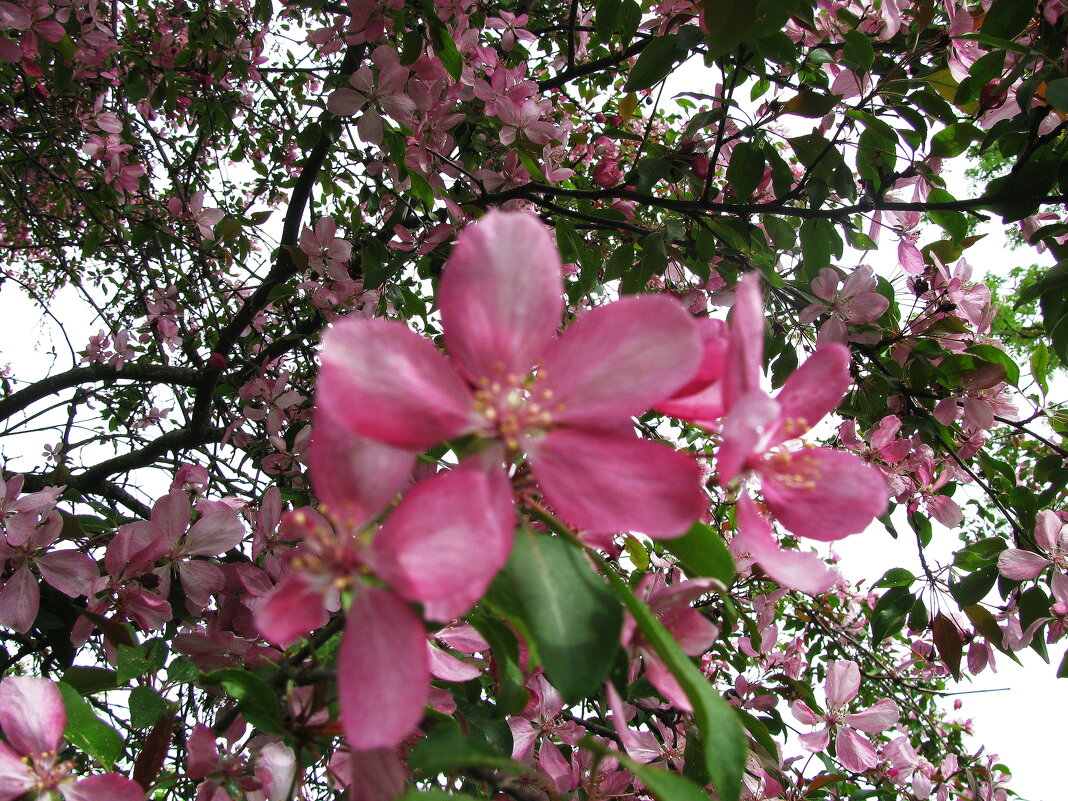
371,466,514,622
184,511,244,557
338,586,429,751
309,404,416,530
0,677,66,756
734,495,839,595
772,344,851,445
528,427,704,538
716,390,780,483
318,318,477,450
0,566,39,634
997,548,1049,580
844,697,900,733
37,550,98,597
825,660,861,708
427,644,481,682
439,211,563,383
790,700,822,726
1034,509,1062,551
349,748,408,801
723,273,765,409
835,727,879,773
0,740,35,799
540,295,701,426
760,448,888,541
798,727,831,753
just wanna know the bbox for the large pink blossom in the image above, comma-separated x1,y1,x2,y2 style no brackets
317,210,706,539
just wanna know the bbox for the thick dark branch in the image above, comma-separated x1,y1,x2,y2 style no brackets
0,364,200,423
538,38,648,91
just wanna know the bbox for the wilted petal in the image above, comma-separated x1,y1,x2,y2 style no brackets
997,548,1049,580
835,727,879,773
541,296,702,426
772,344,850,445
318,318,477,450
309,404,416,530
0,676,66,756
371,466,515,621
338,586,429,751
61,774,146,801
529,428,704,539
734,495,839,595
844,697,900,733
439,211,563,383
760,448,888,541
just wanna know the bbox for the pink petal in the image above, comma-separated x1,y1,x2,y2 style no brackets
760,448,888,541
734,495,839,595
427,644,481,682
528,428,704,538
716,390,780,483
1035,509,1061,551
61,774,146,801
338,586,429,751
255,573,329,647
927,494,962,528
790,700,822,726
184,511,244,557
723,273,765,409
0,565,39,634
318,318,477,450
439,211,563,383
997,549,1049,580
327,87,363,115
309,404,416,530
540,295,702,426
844,697,900,733
0,676,65,756
0,740,35,799
37,550,98,597
848,292,889,323
772,344,851,445
177,561,225,609
798,727,831,753
835,727,879,773
669,317,729,398
153,491,191,544
349,748,407,801
825,660,861,708
643,650,693,712
371,466,514,622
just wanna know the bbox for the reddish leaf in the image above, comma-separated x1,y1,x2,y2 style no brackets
932,613,966,680
133,712,175,790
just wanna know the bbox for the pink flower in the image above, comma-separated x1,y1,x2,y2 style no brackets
998,509,1068,581
0,677,145,801
716,275,888,541
317,210,706,539
791,660,900,773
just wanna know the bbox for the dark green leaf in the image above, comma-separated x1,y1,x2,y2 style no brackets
117,643,153,684
1045,78,1068,112
931,123,982,158
871,587,914,643
965,344,1020,386
874,568,916,589
500,529,622,704
980,0,1035,41
409,726,527,775
800,218,832,275
842,30,874,72
726,141,765,201
624,35,683,92
58,683,125,770
661,521,736,584
61,666,117,695
468,615,528,716
201,668,285,735
129,685,168,729
701,0,759,60
949,566,999,606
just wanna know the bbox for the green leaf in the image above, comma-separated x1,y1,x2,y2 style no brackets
701,0,759,60
601,566,747,801
467,615,528,716
1031,341,1050,395
409,726,527,775
874,568,916,589
661,521,736,584
870,587,914,643
129,686,168,729
930,123,981,158
201,668,285,735
422,5,462,80
980,0,1035,41
61,666,118,695
842,30,874,72
116,643,153,684
500,529,623,704
58,682,125,770
799,218,832,275
965,343,1020,386
949,566,999,606
624,35,683,92
726,141,765,201
1045,78,1068,112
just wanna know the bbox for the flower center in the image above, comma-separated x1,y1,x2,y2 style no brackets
472,370,562,450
